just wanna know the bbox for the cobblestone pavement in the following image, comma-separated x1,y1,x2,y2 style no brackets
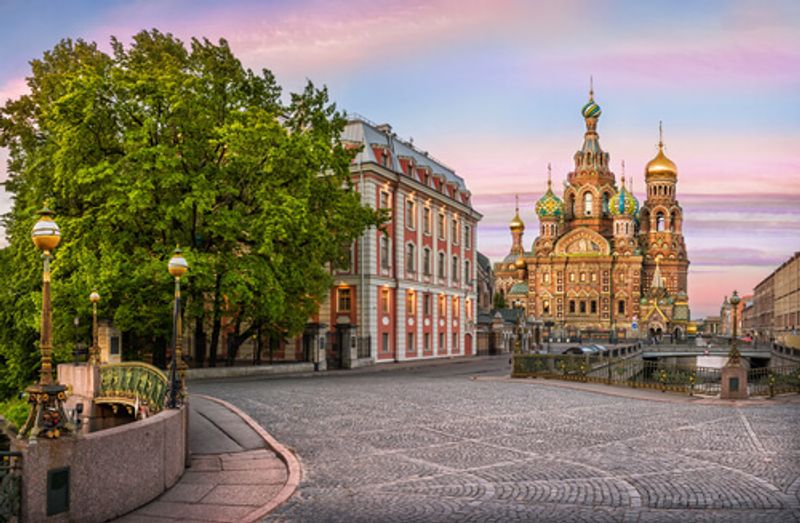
193,357,800,522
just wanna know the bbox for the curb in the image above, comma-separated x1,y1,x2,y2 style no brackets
193,394,301,522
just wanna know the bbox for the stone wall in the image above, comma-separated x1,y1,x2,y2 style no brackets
12,405,188,523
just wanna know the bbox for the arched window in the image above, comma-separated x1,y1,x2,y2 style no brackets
583,192,593,216
656,212,666,232
602,192,610,214
438,252,446,278
670,211,678,232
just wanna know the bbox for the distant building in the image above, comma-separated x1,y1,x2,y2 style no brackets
475,252,494,315
494,86,690,342
750,251,800,342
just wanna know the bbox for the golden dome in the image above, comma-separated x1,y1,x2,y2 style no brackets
510,211,525,231
645,144,677,179
514,256,526,269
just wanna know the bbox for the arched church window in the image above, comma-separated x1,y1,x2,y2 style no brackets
602,192,610,214
584,192,593,216
656,212,665,232
670,211,677,232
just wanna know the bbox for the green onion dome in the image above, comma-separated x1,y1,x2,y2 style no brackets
581,98,602,119
535,182,564,218
609,181,639,217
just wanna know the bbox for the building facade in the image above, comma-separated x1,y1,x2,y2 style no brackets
494,88,691,341
308,117,482,364
750,251,800,343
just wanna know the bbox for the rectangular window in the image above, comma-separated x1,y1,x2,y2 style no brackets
569,300,576,314
580,301,587,314
465,224,471,248
439,295,446,317
591,300,597,314
380,191,390,209
337,288,351,312
465,260,471,283
423,293,431,316
406,199,416,229
406,291,415,315
543,273,551,284
424,333,430,352
381,289,391,312
407,332,414,352
580,272,586,282
439,332,444,351
438,252,446,278
424,207,431,235
451,218,459,244
591,272,597,282
569,273,575,282
452,297,459,318
618,300,626,314
453,333,458,352
380,237,390,269
423,248,431,275
382,332,390,353
406,243,415,273
543,300,550,314
452,256,459,281
438,213,446,239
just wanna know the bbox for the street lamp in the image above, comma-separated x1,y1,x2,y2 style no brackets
19,206,71,439
728,290,741,364
89,290,100,365
166,247,188,408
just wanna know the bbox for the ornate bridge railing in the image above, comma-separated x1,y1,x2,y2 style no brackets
96,363,169,417
0,451,22,522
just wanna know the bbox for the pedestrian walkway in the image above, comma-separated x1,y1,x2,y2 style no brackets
116,395,300,523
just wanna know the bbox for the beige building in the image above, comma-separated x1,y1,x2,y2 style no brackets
750,251,800,342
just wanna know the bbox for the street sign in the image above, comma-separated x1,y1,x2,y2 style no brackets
631,322,638,331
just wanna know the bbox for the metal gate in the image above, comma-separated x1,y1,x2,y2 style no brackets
0,450,22,522
326,329,344,369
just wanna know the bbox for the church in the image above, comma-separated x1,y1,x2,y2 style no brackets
494,86,690,342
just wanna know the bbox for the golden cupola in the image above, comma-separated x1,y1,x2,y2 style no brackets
645,122,677,180
509,194,525,231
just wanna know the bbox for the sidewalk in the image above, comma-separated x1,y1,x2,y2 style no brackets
116,395,300,523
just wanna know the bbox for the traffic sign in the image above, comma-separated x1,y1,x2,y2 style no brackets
631,322,638,331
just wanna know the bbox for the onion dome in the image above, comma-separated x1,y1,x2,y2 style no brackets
514,256,526,269
609,177,639,217
645,122,677,179
510,194,525,231
510,211,525,231
535,166,564,218
581,98,601,119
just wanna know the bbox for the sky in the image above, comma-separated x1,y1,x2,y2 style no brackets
1,0,799,318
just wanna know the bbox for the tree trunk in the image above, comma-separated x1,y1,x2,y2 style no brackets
194,315,206,367
208,273,223,367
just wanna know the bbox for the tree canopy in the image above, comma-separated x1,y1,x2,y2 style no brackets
0,29,381,396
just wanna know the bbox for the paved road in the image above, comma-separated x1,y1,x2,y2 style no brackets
193,357,800,522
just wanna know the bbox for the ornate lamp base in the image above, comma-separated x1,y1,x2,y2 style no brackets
18,383,73,439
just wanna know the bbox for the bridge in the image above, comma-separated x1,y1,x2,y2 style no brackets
641,345,772,359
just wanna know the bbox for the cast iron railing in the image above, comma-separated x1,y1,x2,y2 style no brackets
96,362,169,417
513,353,800,397
0,451,22,522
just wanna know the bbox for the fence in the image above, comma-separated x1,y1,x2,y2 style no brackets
512,353,800,397
96,362,169,416
0,451,22,522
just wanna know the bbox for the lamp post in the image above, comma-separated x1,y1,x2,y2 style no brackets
19,206,71,439
728,290,741,364
166,247,188,408
89,290,100,365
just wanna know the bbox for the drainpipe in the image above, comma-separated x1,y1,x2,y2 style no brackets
359,159,366,356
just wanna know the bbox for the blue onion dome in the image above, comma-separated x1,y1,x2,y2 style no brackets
609,178,639,217
535,182,564,218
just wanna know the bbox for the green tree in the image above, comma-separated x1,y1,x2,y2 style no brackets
0,30,381,394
